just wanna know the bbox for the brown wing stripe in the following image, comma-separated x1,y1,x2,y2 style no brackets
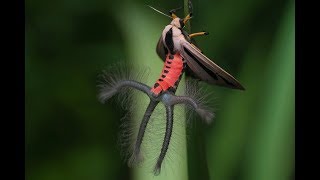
218,74,234,86
183,47,219,81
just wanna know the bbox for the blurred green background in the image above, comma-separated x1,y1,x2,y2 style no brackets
25,0,294,179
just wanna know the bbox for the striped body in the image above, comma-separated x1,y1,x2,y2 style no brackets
151,53,186,95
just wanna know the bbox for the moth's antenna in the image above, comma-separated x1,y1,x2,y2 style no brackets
147,5,171,18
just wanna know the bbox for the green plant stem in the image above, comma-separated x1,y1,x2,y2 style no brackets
183,1,211,180
118,2,188,179
184,0,191,32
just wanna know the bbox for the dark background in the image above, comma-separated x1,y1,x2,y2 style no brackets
25,0,294,179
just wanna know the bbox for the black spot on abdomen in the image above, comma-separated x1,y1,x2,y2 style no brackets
154,83,159,88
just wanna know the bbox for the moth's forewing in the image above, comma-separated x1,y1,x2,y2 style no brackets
156,35,167,62
156,29,244,90
180,40,245,90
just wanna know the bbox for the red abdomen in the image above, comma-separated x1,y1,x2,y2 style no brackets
151,53,185,95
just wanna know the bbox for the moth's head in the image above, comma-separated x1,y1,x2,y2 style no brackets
170,18,184,29
170,11,192,29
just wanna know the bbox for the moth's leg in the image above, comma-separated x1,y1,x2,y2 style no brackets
154,105,174,175
129,100,159,166
183,13,192,24
188,31,209,38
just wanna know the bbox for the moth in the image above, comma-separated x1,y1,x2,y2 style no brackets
152,6,245,92
99,5,245,176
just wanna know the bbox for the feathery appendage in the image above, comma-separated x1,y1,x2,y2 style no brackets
98,64,214,175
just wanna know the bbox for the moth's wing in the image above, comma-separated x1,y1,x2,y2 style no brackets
180,40,245,90
156,34,167,62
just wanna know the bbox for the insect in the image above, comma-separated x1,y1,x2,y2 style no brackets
99,5,244,176
153,6,245,92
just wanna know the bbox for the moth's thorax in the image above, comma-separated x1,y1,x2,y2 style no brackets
170,18,182,28
162,25,182,37
162,24,185,54
171,26,182,37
